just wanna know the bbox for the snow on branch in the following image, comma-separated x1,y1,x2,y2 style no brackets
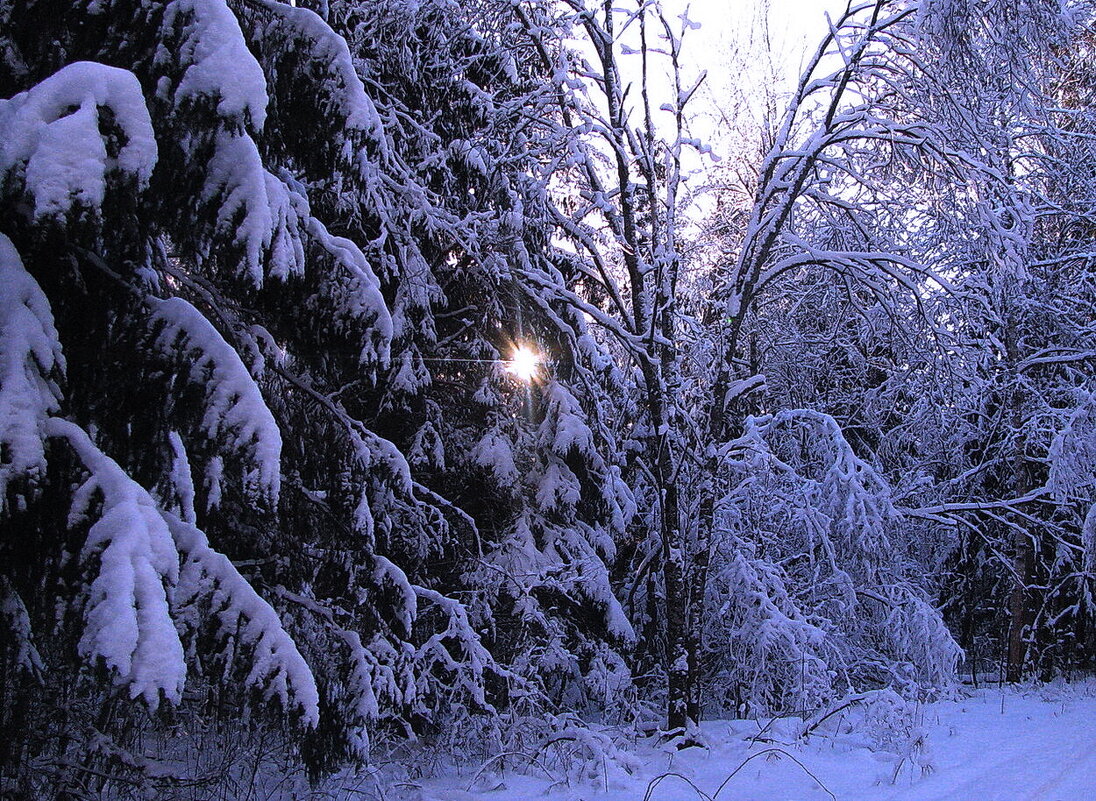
534,460,581,513
0,61,156,219
159,0,269,130
45,418,187,707
149,296,282,499
290,188,393,366
232,0,384,140
555,521,634,641
334,629,389,758
538,381,596,458
717,408,959,702
0,576,44,680
738,409,898,575
705,537,835,713
1048,392,1096,570
166,511,320,726
470,431,519,485
880,588,962,691
412,584,496,714
201,135,307,285
1049,391,1096,502
0,234,64,503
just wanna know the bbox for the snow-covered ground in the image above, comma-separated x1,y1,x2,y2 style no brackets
408,683,1096,801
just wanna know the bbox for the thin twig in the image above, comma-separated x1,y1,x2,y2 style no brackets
711,748,837,801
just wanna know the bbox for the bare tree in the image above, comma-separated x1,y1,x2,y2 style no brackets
516,0,962,739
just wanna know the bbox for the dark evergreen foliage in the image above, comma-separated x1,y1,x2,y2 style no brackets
1,0,1095,797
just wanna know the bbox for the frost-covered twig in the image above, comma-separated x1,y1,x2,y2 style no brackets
710,748,836,801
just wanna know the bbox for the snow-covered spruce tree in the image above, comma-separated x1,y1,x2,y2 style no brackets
0,3,392,790
302,0,638,751
0,0,632,792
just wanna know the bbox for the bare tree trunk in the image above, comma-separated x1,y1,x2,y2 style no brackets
1006,528,1034,682
639,358,696,740
1004,325,1034,682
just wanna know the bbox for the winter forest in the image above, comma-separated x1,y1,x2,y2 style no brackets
2,0,1096,798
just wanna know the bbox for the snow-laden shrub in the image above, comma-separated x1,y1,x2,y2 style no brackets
704,411,961,716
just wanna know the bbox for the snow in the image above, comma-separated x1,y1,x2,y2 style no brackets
46,417,187,707
161,0,268,129
409,683,1096,801
535,461,582,512
204,453,224,510
248,0,383,138
150,296,282,499
202,134,305,284
0,61,156,219
1083,505,1096,575
470,432,519,485
539,382,596,457
373,554,417,636
0,233,63,502
715,410,961,709
166,431,197,524
2,0,1093,789
1049,390,1096,501
412,584,495,711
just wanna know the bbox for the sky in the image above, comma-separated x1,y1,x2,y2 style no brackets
598,0,849,172
685,0,848,75
673,0,849,158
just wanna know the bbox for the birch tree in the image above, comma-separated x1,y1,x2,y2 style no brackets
516,0,961,739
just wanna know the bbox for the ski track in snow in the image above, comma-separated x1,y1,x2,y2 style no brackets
416,686,1096,801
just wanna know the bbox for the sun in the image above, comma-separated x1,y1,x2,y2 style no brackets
506,345,541,382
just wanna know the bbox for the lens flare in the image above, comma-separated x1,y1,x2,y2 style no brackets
506,345,541,382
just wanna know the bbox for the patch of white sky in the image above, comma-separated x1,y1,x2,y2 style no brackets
680,0,846,150
608,0,847,182
554,0,849,256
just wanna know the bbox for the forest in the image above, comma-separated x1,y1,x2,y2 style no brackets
1,0,1095,798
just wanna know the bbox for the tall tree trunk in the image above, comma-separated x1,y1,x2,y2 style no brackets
1005,324,1034,682
640,360,695,739
1006,526,1034,682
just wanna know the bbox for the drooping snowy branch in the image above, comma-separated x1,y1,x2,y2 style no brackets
0,61,156,219
412,583,497,714
715,408,960,705
729,410,899,590
231,0,383,141
1049,391,1096,503
201,136,307,285
159,0,269,130
284,181,393,366
149,296,283,499
166,511,320,726
0,575,43,680
45,417,187,707
0,234,64,503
